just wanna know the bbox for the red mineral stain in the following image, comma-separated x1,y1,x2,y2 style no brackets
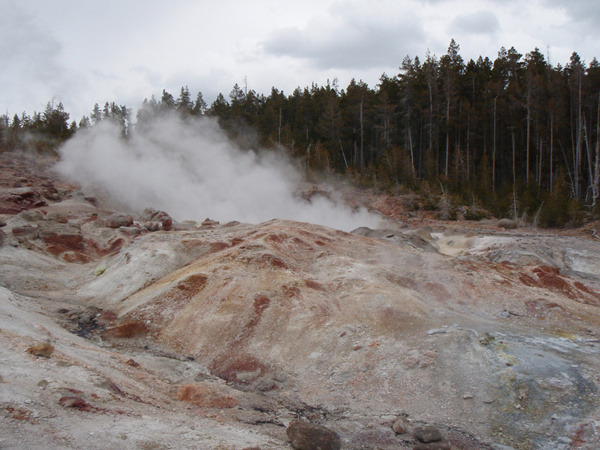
282,285,301,298
519,273,539,287
176,274,209,295
255,254,288,269
176,384,238,408
304,279,327,292
103,321,149,338
210,242,229,253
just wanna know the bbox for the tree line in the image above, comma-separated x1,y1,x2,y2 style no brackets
2,40,599,225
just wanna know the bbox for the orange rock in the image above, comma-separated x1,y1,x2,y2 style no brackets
26,342,54,358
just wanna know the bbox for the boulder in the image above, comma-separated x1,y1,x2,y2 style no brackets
104,213,134,229
140,207,171,223
413,425,443,443
392,417,409,434
12,225,39,241
350,427,400,448
17,210,44,222
201,218,219,228
413,443,450,450
27,342,54,358
46,212,69,223
119,226,141,237
8,187,36,198
286,421,341,450
38,222,84,252
145,222,160,232
498,218,517,229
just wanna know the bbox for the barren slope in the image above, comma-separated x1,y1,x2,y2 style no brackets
1,152,600,449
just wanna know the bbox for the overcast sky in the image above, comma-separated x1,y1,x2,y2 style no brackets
1,0,598,121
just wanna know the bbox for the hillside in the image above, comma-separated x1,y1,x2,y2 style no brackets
1,151,599,449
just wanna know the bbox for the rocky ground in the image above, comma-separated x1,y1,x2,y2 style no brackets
1,151,600,449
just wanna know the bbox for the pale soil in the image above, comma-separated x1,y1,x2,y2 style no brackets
1,151,599,449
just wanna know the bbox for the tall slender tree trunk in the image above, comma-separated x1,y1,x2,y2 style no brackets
538,138,543,187
445,94,450,178
593,91,600,206
492,96,497,191
512,131,517,185
408,127,415,175
278,108,282,145
526,93,531,183
575,78,583,198
428,80,434,156
583,115,594,202
359,99,364,170
550,114,554,192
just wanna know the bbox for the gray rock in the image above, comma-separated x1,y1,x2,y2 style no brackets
11,225,39,241
140,208,171,223
145,222,160,232
17,210,44,222
413,425,443,443
351,427,401,448
427,329,447,336
392,417,408,434
119,226,141,237
8,187,36,198
104,213,134,228
46,212,69,223
286,421,341,450
498,218,517,229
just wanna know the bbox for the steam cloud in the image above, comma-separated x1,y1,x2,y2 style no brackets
55,114,381,231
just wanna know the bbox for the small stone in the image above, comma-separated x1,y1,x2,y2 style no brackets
462,393,474,399
201,218,219,228
119,226,141,237
17,210,44,222
413,442,451,450
286,421,341,450
498,218,517,229
427,329,447,336
145,222,160,232
37,379,49,390
392,417,408,434
46,212,69,223
27,342,54,358
413,425,443,443
12,225,39,241
104,213,133,229
126,358,140,367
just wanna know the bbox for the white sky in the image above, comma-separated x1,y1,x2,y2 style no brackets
1,0,598,121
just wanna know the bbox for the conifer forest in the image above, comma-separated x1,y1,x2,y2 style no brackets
3,41,600,226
